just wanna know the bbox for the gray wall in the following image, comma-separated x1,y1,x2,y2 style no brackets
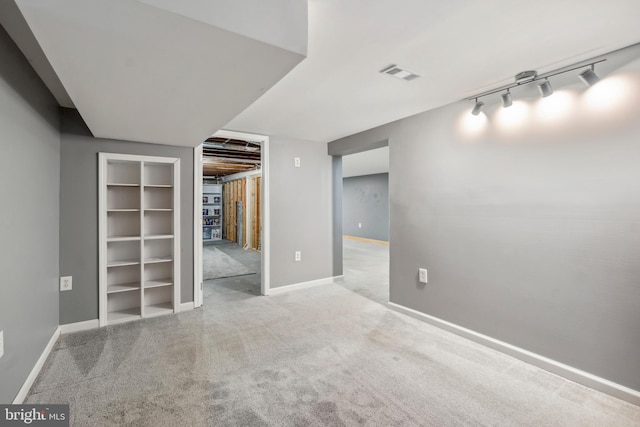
343,173,389,241
0,24,60,403
269,137,333,288
331,156,343,277
59,109,194,324
329,46,640,391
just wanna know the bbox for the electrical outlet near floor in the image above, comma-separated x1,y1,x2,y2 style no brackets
295,251,302,262
60,276,72,291
418,268,428,284
0,330,4,359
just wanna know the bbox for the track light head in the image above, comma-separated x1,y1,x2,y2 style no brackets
538,79,553,98
579,66,600,87
501,91,512,108
471,99,484,115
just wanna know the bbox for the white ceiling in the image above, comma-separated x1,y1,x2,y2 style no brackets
342,147,389,178
4,1,640,147
226,0,640,142
10,0,307,147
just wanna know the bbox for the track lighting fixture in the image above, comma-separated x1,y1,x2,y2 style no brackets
538,79,553,98
501,90,512,108
579,65,600,87
466,59,605,115
471,99,484,115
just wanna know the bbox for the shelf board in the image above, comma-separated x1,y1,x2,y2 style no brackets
144,279,173,289
107,259,140,268
107,308,141,324
144,303,173,318
107,183,140,187
144,184,173,188
144,234,174,240
144,208,173,212
203,225,221,228
202,203,221,206
107,283,141,294
107,236,141,242
202,215,220,217
144,257,172,264
107,209,140,212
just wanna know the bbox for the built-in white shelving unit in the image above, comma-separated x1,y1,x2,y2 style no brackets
99,153,180,326
202,183,222,242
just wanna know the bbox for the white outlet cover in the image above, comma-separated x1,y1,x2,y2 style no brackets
419,268,428,284
294,157,301,167
60,276,72,291
295,251,301,261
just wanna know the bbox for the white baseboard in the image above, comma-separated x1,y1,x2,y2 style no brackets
180,302,195,311
59,319,99,334
268,275,344,296
387,302,640,406
13,327,61,404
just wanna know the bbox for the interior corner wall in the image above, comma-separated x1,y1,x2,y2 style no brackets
331,156,343,277
342,173,389,241
0,24,60,403
59,109,194,324
269,137,333,288
328,46,640,393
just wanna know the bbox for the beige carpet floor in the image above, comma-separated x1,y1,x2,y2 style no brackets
25,240,640,426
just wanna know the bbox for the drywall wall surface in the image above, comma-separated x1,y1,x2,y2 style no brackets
59,109,194,324
0,24,60,403
329,47,640,391
343,173,389,241
328,136,390,157
331,156,343,277
269,137,333,288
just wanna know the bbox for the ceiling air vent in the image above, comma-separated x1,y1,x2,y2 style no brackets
380,65,420,81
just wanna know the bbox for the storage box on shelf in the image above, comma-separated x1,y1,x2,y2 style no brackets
99,153,180,326
203,183,223,242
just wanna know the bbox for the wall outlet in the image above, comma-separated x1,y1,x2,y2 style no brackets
60,276,72,291
418,268,428,284
0,330,4,359
295,251,301,262
294,157,301,168
358,222,362,228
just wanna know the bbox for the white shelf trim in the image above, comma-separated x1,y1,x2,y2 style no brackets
144,234,174,240
144,279,173,289
107,259,140,267
107,283,141,293
107,235,141,242
144,256,173,264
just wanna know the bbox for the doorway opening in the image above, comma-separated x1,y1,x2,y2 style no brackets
194,130,270,307
334,145,390,305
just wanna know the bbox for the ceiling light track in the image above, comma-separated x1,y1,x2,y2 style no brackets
465,59,605,110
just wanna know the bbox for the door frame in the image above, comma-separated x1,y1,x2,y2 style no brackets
193,130,270,307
